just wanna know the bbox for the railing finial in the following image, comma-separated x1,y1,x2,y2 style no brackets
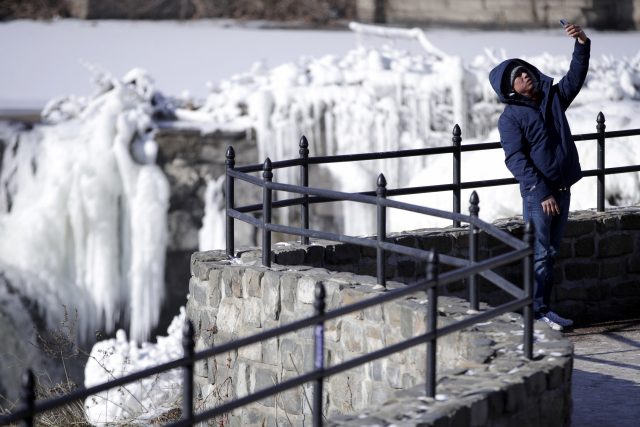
469,191,480,217
263,157,273,175
597,111,605,129
299,135,309,153
226,145,235,161
377,173,387,191
452,123,461,140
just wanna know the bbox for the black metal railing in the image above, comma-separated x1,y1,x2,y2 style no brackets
3,112,638,427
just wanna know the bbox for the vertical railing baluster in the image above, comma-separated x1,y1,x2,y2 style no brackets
181,321,195,424
20,370,35,427
313,282,326,427
226,146,236,258
523,221,534,360
469,191,480,311
597,112,606,212
300,136,310,245
426,251,439,398
452,124,462,228
263,158,273,267
376,173,387,288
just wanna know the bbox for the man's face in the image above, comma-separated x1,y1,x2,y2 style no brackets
513,69,535,96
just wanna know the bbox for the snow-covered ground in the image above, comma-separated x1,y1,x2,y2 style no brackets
2,19,640,424
3,19,640,110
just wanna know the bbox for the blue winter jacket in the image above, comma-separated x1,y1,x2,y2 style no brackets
489,39,590,203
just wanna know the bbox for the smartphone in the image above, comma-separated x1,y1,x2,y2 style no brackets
559,19,569,27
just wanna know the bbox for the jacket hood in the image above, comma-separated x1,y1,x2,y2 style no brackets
489,58,552,105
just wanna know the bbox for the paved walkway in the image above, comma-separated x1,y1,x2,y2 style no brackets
565,318,640,427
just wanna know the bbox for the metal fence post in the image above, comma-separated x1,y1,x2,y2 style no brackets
181,321,195,423
313,282,326,427
20,370,35,427
377,173,387,288
300,136,310,245
469,191,480,311
523,221,534,360
452,124,462,228
597,112,606,212
226,146,236,258
263,158,273,267
426,251,439,398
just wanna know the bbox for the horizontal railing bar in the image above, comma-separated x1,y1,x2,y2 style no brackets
379,198,526,248
235,157,304,173
582,165,640,177
307,146,455,164
479,270,525,298
466,216,526,250
268,180,379,205
227,169,264,186
437,247,530,287
460,142,502,152
227,209,262,228
573,129,640,141
603,129,640,138
232,128,640,173
460,177,518,190
0,358,187,424
572,132,599,141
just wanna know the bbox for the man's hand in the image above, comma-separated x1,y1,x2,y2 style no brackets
565,23,588,44
541,195,561,216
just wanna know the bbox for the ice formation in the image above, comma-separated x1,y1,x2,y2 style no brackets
0,68,169,342
84,307,185,425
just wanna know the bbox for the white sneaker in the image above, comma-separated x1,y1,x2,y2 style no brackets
539,315,563,331
545,311,574,328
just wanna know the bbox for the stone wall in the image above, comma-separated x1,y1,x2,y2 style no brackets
357,0,640,30
188,250,573,426
186,207,640,425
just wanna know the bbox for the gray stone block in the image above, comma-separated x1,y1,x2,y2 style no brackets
280,272,299,312
297,276,320,304
242,268,264,298
261,272,281,321
280,338,303,372
253,367,278,407
276,371,304,414
241,297,263,330
190,277,208,305
598,234,633,257
564,262,599,281
222,266,244,298
574,236,595,257
274,247,306,265
564,219,594,237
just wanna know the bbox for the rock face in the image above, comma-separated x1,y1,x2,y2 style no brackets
152,126,259,336
0,269,85,402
